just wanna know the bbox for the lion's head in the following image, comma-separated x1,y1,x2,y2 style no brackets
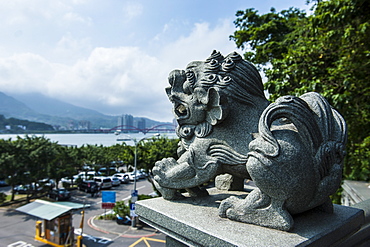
166,50,266,139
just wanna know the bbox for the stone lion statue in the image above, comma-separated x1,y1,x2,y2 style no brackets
152,51,347,231
153,50,269,199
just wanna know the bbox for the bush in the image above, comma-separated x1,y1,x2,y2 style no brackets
138,194,152,200
96,214,116,220
112,195,154,219
113,201,130,217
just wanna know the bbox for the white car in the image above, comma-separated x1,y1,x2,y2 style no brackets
94,176,112,189
126,173,137,181
130,171,145,180
112,173,129,184
62,171,102,184
61,175,80,184
110,176,121,186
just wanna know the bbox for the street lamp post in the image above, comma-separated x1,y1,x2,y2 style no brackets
119,133,160,228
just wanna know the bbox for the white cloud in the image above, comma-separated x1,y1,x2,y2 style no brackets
0,46,172,120
122,2,143,22
159,19,241,69
66,46,169,117
0,53,58,94
62,12,92,26
54,34,93,64
0,15,246,122
0,1,72,25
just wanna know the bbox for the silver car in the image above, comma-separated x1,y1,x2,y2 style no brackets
112,173,130,184
110,176,121,186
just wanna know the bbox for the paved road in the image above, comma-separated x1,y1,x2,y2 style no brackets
1,179,166,247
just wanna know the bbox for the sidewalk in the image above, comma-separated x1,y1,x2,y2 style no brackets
88,215,160,238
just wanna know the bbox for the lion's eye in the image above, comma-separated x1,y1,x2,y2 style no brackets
176,104,187,116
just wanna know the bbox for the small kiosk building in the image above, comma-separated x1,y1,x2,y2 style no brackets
17,199,86,247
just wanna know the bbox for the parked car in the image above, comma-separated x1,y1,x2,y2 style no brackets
78,180,99,193
139,169,148,178
38,178,56,188
99,167,117,176
13,183,42,194
127,171,145,181
61,175,79,184
112,173,130,184
110,177,121,187
94,177,112,189
48,188,71,201
125,173,137,181
116,215,131,225
62,171,101,184
0,179,8,187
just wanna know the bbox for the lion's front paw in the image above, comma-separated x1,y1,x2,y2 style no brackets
152,157,177,185
153,157,177,175
153,157,196,187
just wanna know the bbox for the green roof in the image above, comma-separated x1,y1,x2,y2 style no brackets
16,199,88,220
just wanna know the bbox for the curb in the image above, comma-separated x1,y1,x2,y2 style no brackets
88,216,158,238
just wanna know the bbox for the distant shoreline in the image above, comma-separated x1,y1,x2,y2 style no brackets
0,130,176,135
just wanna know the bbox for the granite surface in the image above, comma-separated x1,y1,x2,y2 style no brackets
136,188,364,247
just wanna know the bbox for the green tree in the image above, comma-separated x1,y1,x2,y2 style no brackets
140,136,179,173
231,0,370,181
79,144,112,168
0,139,28,201
49,145,80,189
15,136,60,199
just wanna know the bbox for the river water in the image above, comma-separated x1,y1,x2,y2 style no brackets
0,132,178,147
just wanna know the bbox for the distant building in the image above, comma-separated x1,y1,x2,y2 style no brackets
78,121,90,130
117,114,134,132
137,118,146,131
117,116,123,129
17,125,26,130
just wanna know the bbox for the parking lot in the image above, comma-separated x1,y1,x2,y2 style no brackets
1,178,166,247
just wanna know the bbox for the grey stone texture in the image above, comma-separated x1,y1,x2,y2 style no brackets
152,50,348,231
215,174,244,191
136,188,364,247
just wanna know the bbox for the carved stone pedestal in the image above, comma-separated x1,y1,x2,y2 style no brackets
136,188,365,247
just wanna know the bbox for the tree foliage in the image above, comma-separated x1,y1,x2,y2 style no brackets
231,0,370,181
139,135,179,172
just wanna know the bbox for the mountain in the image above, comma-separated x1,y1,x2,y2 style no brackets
0,92,62,123
0,92,38,118
11,92,117,129
0,92,170,130
12,93,109,119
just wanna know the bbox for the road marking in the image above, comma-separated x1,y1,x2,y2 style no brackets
7,241,35,247
129,237,166,247
74,229,112,244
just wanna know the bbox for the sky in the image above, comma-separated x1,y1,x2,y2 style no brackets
0,0,312,122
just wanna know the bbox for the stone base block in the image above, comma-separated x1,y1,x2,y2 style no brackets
136,188,364,247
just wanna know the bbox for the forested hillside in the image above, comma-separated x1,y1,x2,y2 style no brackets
0,114,54,132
